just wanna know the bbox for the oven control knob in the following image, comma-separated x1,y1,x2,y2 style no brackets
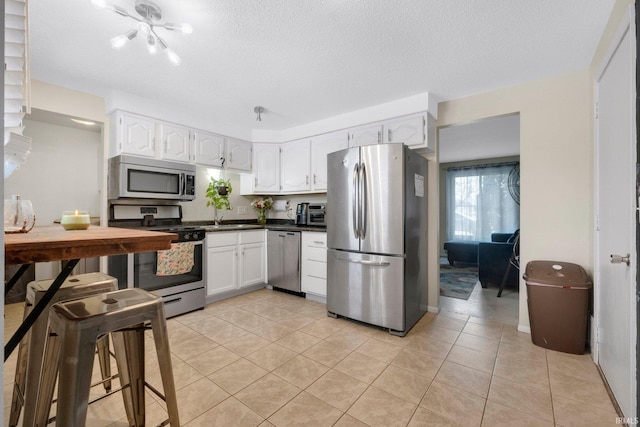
184,232,191,240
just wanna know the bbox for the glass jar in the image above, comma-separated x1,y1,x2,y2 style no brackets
4,195,35,233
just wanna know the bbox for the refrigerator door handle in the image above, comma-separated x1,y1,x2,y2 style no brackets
360,162,367,239
342,257,390,267
352,162,360,239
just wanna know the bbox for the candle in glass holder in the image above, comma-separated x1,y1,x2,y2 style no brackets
61,210,91,230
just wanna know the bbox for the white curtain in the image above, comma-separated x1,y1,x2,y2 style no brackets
446,163,520,241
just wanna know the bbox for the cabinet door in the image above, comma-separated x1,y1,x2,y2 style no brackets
159,123,191,163
194,131,224,167
383,114,425,147
301,232,327,297
348,123,382,148
207,246,238,295
226,138,252,171
239,242,265,288
281,139,311,193
310,131,348,192
253,143,280,193
118,112,156,158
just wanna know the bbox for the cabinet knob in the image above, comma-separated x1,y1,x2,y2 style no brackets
388,129,392,142
306,175,309,185
313,174,316,184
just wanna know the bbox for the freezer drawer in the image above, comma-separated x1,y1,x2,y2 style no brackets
267,231,301,292
327,249,404,332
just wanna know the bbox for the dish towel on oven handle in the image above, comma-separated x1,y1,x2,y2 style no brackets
156,242,195,276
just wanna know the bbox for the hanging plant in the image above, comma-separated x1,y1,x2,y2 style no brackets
206,177,232,224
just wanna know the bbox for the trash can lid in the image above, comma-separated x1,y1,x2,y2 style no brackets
523,260,592,288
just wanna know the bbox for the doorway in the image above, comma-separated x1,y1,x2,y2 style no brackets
437,114,521,325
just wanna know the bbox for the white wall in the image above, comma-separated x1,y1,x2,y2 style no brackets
437,69,593,331
5,119,102,224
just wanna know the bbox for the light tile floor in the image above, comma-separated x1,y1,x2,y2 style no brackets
3,287,621,426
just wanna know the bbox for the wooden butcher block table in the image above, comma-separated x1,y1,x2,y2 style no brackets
4,225,176,361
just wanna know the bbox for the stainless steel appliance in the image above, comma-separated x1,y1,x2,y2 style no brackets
295,203,309,225
267,230,302,294
108,155,196,201
326,143,428,336
107,203,205,318
307,203,326,226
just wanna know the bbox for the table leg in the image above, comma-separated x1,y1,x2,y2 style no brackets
4,259,79,361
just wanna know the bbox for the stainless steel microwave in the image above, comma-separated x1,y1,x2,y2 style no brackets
108,155,196,201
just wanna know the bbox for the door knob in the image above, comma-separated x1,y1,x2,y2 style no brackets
610,253,630,266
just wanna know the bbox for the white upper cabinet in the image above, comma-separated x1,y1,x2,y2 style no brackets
252,143,280,193
383,113,432,149
158,123,191,163
348,123,382,147
226,138,252,171
194,131,225,167
281,139,311,193
112,111,156,158
194,132,251,171
310,130,348,192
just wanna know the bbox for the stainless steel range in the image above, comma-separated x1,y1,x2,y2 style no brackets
108,202,205,318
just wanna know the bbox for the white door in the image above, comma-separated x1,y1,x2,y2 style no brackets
159,123,191,163
348,123,382,147
595,8,637,419
119,112,156,158
253,143,280,193
194,131,224,167
207,246,238,295
281,139,311,193
311,131,348,191
383,114,425,147
226,138,252,171
239,242,265,287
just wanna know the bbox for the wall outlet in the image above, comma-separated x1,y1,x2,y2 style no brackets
238,206,247,214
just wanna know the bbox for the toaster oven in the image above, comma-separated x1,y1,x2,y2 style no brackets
307,203,326,226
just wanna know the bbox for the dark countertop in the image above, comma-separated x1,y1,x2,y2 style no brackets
184,220,326,233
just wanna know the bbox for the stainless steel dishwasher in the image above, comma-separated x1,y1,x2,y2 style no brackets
267,230,302,293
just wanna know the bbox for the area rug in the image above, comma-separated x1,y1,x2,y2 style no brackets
440,263,478,300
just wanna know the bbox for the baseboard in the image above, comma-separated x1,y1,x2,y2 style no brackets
427,305,440,314
517,324,531,334
205,283,266,305
305,293,326,304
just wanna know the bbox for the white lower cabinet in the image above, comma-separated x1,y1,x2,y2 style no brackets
206,230,265,297
301,231,327,297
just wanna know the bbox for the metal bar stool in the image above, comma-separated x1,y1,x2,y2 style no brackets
35,288,180,427
9,272,118,427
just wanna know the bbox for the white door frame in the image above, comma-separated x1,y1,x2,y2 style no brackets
593,3,637,415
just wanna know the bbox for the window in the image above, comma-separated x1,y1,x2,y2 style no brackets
446,163,520,241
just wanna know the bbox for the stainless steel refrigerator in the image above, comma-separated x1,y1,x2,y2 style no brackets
326,143,428,336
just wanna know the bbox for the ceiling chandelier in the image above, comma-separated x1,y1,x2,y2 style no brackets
91,0,193,65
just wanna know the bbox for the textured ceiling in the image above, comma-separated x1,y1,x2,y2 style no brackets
29,0,616,137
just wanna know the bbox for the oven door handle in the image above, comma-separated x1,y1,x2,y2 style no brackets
164,297,183,305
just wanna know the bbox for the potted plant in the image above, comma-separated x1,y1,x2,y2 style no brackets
206,177,232,225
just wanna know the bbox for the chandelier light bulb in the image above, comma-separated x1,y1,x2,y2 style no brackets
164,22,193,34
165,48,181,66
110,29,137,49
147,35,158,54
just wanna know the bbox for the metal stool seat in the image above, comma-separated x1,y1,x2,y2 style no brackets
9,272,118,427
35,288,180,427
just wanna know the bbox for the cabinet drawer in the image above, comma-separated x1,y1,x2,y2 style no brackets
302,275,326,296
302,232,327,247
305,259,327,279
305,246,327,263
239,230,264,245
206,231,237,248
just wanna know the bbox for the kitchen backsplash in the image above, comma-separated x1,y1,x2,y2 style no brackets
180,166,328,223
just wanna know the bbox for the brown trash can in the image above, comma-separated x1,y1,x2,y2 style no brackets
524,260,592,354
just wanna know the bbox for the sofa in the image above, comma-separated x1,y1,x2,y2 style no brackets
443,230,519,290
478,231,519,289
